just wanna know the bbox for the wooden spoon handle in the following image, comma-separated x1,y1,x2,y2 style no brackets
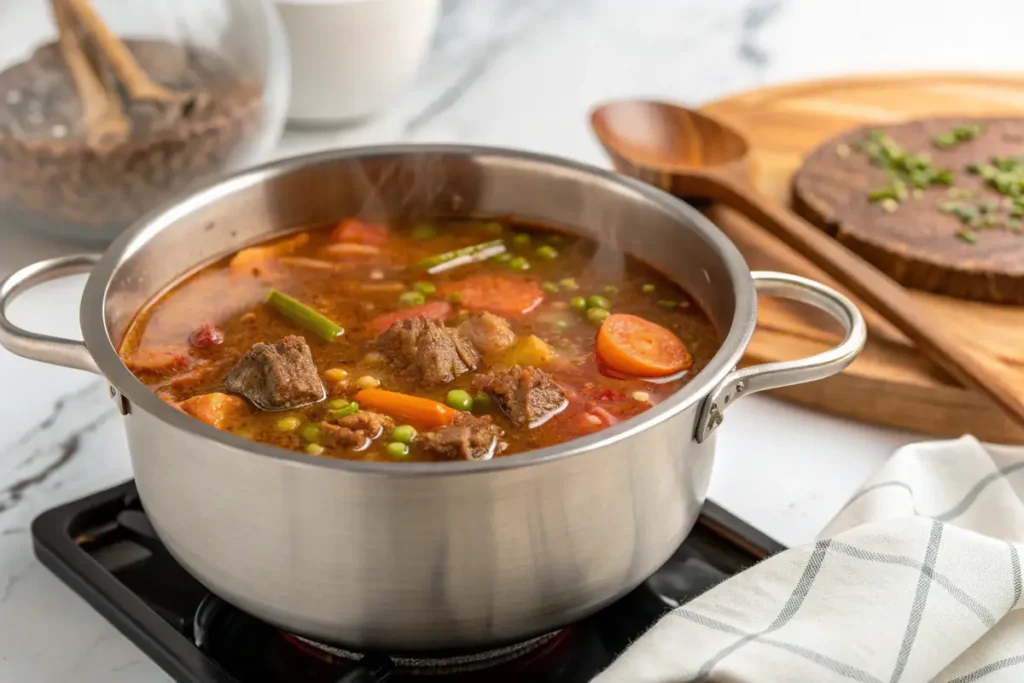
710,175,1024,431
64,0,185,104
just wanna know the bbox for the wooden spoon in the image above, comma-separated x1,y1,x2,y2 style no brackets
590,98,1024,432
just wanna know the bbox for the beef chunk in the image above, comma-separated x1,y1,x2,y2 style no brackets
372,316,479,385
320,423,369,451
337,410,393,439
319,411,393,451
224,335,324,410
418,415,506,461
458,312,517,356
475,365,567,427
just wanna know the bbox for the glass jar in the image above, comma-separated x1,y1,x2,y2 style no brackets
0,0,289,242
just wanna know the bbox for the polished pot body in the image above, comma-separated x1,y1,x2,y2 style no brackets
0,147,864,651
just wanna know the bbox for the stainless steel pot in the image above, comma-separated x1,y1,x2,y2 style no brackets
0,146,865,651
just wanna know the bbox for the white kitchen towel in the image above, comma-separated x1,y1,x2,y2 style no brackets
594,435,1024,683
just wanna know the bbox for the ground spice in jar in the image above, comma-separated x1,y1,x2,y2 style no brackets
0,5,263,239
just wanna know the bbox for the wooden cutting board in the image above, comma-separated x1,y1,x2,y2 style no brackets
699,73,1024,443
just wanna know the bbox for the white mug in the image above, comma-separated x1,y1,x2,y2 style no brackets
275,0,441,124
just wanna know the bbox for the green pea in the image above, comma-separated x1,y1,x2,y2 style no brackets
447,292,463,304
414,281,437,295
386,441,410,459
658,299,679,309
602,285,620,296
305,443,325,456
326,398,350,411
411,224,437,239
512,233,531,246
586,294,611,310
492,252,513,263
642,283,656,293
328,402,360,420
536,245,558,260
508,256,530,271
570,296,587,311
559,278,579,291
541,281,559,294
473,391,493,413
446,389,474,412
398,291,426,306
587,307,610,326
299,423,322,444
275,416,301,432
391,424,417,444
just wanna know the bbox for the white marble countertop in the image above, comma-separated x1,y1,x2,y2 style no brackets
0,0,1019,680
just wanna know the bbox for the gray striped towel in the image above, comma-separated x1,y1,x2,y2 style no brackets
594,436,1024,683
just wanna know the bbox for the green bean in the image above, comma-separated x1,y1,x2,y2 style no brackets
416,239,506,273
265,289,344,342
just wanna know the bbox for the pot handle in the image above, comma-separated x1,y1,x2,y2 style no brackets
0,254,103,374
694,271,866,443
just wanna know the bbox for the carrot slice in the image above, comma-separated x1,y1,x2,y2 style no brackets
355,389,459,429
595,313,693,378
440,275,544,318
331,218,389,246
177,392,248,430
368,301,451,333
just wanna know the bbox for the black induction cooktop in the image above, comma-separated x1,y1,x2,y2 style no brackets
32,481,783,682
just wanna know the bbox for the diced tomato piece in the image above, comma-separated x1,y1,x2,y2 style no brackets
189,323,224,349
124,345,192,374
368,301,452,333
177,393,248,430
331,219,389,246
439,275,544,319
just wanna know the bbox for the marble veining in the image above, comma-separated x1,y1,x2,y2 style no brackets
0,0,1017,679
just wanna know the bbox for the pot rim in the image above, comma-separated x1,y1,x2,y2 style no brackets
80,144,756,477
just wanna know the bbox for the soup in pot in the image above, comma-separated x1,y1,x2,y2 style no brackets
119,218,720,462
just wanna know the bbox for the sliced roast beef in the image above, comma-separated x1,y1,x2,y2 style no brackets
418,414,506,461
474,365,567,427
223,335,324,410
372,316,479,385
457,312,516,356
